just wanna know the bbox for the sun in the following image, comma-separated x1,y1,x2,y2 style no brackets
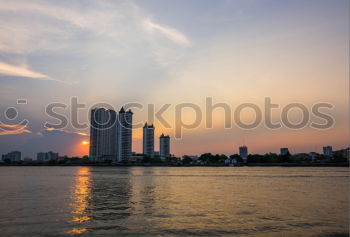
81,141,89,145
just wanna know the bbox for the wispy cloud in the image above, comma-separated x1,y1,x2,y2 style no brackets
0,62,63,82
143,18,191,48
0,1,192,67
0,1,120,54
0,123,31,136
42,127,88,137
0,1,122,38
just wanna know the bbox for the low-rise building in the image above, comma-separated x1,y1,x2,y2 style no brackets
2,151,21,162
323,146,333,157
37,151,59,161
23,157,33,162
130,152,144,162
308,152,319,161
280,148,290,156
225,157,238,165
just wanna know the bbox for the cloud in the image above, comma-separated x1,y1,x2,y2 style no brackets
75,132,89,137
43,127,89,137
0,1,122,38
0,123,32,136
0,62,64,82
143,18,191,47
0,1,128,54
0,2,191,47
0,1,192,67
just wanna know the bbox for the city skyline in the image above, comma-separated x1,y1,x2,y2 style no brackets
1,143,344,163
0,105,343,162
0,0,349,158
0,1,349,236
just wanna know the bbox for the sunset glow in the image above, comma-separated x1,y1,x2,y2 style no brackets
0,1,348,236
0,0,348,158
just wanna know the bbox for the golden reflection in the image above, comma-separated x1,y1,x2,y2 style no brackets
71,216,91,223
67,167,92,235
67,228,88,234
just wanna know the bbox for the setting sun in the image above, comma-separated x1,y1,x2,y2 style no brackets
81,141,89,145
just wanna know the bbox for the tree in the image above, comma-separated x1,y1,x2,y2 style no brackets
217,154,228,163
264,153,279,163
280,152,291,162
230,154,243,162
142,155,152,163
247,154,265,163
182,155,192,165
151,156,163,164
199,153,213,163
333,151,348,163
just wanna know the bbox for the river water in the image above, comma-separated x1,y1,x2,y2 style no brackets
0,167,348,236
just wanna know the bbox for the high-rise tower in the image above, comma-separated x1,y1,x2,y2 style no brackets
89,107,132,162
89,108,117,161
143,123,154,157
239,146,248,163
159,134,170,158
116,107,133,162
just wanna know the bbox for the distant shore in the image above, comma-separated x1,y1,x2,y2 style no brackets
0,163,348,167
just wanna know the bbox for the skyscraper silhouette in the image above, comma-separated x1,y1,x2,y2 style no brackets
159,134,170,158
89,107,132,162
116,107,133,162
89,108,116,161
143,123,154,157
239,146,248,163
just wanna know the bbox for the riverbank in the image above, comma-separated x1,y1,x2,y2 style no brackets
0,163,348,167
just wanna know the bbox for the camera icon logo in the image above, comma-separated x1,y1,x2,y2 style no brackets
0,99,30,135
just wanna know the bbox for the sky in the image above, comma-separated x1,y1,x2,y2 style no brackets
0,0,349,158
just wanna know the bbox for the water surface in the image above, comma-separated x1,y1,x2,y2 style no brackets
0,167,348,236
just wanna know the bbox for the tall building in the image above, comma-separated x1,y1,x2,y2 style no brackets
2,151,21,162
143,123,154,157
280,148,290,156
160,134,170,158
89,108,117,161
323,146,333,157
89,107,132,162
116,107,133,162
239,146,248,162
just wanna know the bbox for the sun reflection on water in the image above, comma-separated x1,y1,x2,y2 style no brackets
67,167,92,235
66,228,88,235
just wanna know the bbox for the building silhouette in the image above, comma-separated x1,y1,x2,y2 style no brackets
143,123,154,157
37,151,59,161
89,108,117,161
116,107,133,162
280,148,290,156
160,134,170,158
2,151,21,162
239,146,248,162
323,146,333,157
89,107,132,162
